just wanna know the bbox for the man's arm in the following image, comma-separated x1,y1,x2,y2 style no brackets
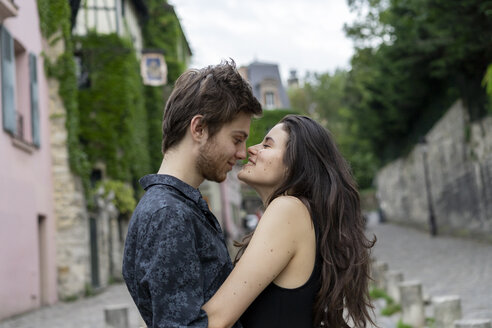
136,207,208,328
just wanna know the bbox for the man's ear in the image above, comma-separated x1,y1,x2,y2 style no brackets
190,115,208,142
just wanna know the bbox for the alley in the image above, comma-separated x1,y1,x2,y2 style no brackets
367,221,492,324
0,284,141,328
1,221,491,328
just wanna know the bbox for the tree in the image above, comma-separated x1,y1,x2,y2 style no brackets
287,71,379,189
344,0,492,162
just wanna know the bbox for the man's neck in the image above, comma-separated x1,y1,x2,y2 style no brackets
157,149,204,189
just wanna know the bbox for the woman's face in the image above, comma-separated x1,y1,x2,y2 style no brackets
238,123,289,191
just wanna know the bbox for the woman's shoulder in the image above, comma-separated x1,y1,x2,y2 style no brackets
265,196,311,226
269,195,308,212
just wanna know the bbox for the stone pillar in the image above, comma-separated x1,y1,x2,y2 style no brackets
372,261,389,290
104,305,129,328
399,281,425,328
454,320,491,328
433,296,462,328
386,270,404,303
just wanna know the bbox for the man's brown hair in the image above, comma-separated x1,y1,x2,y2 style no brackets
162,60,262,153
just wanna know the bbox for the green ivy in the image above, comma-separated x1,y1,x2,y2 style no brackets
77,33,151,187
142,0,190,171
370,287,401,316
96,180,136,215
37,0,190,204
37,0,91,200
397,320,413,328
482,64,492,115
142,0,189,84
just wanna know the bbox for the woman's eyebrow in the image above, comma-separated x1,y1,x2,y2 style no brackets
264,136,275,143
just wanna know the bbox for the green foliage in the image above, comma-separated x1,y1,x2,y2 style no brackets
62,294,79,302
247,109,298,150
370,287,401,316
397,320,413,328
381,302,401,316
84,283,95,297
141,0,190,170
344,0,492,164
426,317,436,328
37,0,191,206
142,0,189,84
37,0,71,41
37,0,91,199
288,72,379,188
369,287,392,302
97,180,136,215
483,64,492,114
144,86,166,172
77,33,151,186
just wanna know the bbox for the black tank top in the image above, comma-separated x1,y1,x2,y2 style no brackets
240,232,321,328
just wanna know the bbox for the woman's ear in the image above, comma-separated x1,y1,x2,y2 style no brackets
190,115,208,143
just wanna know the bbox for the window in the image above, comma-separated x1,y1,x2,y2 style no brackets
1,25,16,134
1,25,40,147
29,53,40,147
265,91,275,109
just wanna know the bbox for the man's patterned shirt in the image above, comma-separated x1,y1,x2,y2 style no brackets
123,174,239,327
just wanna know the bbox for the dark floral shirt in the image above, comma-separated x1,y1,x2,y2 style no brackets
123,174,240,328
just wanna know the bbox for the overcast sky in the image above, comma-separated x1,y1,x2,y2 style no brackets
169,0,357,84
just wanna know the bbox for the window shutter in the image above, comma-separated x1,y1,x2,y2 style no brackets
1,25,16,134
29,53,40,147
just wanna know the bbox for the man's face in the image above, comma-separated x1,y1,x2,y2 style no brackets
197,113,251,182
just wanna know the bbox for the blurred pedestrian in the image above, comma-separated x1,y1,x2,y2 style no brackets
122,60,262,327
203,115,376,328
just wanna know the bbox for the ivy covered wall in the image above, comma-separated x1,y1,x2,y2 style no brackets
37,0,191,201
37,0,91,193
77,32,151,188
142,0,191,171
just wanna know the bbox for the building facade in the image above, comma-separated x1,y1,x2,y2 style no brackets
0,0,58,320
239,61,290,110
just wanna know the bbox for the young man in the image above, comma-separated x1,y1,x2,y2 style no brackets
123,61,262,327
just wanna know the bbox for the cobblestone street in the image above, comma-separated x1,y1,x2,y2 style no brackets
1,221,491,328
367,221,492,327
0,284,141,328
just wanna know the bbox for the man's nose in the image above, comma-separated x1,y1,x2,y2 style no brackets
236,145,247,160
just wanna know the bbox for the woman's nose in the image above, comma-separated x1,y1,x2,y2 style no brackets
248,144,260,156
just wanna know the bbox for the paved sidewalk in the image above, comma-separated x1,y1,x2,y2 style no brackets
0,284,141,328
367,221,492,326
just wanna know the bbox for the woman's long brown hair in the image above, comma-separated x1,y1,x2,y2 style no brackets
235,115,376,328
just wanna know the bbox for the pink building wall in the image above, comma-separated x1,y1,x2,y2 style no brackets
0,0,58,320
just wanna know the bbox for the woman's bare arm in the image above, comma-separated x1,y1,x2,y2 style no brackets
202,196,312,328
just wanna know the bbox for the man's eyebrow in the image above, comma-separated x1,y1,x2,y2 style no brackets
233,131,249,139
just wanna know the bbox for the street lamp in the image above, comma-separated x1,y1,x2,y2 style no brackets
419,137,437,236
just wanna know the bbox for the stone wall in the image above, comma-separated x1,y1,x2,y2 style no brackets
44,35,90,299
376,100,492,240
92,188,125,286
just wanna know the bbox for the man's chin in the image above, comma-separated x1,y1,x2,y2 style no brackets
207,173,227,183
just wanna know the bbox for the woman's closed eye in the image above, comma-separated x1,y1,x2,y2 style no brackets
262,144,271,148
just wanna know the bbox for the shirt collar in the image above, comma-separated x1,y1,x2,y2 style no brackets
139,174,204,205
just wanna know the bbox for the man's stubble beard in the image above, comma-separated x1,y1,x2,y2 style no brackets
197,138,228,183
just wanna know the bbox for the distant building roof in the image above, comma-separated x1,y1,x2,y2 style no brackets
247,61,290,108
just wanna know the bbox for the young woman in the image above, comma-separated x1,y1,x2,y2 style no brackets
203,115,376,328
